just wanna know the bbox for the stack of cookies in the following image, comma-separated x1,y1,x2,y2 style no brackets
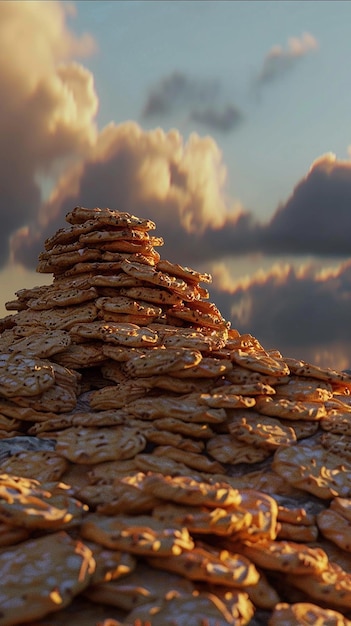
1,207,351,624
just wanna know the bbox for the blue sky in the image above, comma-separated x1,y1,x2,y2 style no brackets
73,0,351,217
1,0,351,370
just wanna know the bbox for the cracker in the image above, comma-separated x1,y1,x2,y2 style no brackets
285,356,351,384
320,432,351,463
52,342,106,368
96,295,162,317
13,302,98,330
273,443,351,499
269,602,351,626
156,259,212,284
69,320,159,347
153,502,252,536
231,349,290,376
286,562,351,610
120,285,183,306
148,543,259,588
84,539,136,585
255,395,327,421
228,412,297,450
131,456,204,480
40,426,146,464
206,434,272,464
0,532,95,625
7,330,71,358
80,512,194,556
65,206,156,230
317,497,351,552
122,347,202,377
238,539,328,574
0,450,69,482
89,382,149,410
86,561,195,611
0,352,55,398
0,474,88,530
167,303,229,330
126,589,254,626
27,287,98,310
227,489,279,542
135,473,243,508
199,391,256,409
151,444,225,474
275,376,333,402
226,365,289,386
11,382,77,413
125,394,227,424
171,357,233,378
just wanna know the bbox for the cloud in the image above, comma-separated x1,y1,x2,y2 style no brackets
10,122,246,269
0,0,97,265
189,105,243,133
141,71,219,118
141,71,244,134
257,32,318,85
209,259,351,370
262,153,351,256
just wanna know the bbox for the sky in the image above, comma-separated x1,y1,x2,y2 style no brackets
1,0,351,370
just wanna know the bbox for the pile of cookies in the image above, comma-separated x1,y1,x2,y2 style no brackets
1,207,351,624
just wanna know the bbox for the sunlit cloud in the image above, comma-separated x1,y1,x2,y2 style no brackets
0,0,97,265
257,32,319,85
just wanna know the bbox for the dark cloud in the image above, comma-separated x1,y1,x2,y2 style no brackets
261,154,351,256
257,32,318,85
141,71,219,118
209,260,351,370
189,105,244,133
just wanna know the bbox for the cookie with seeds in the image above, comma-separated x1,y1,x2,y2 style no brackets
122,347,202,377
86,561,195,611
40,425,146,464
148,543,259,588
167,303,229,330
206,434,272,465
70,320,159,347
27,286,98,310
0,474,88,529
120,285,183,306
151,444,225,474
231,349,290,376
65,206,156,230
0,450,69,482
7,330,71,358
0,531,95,625
171,357,233,378
125,394,227,424
11,382,77,413
127,589,254,626
89,381,150,410
80,513,194,556
0,352,55,398
96,295,162,317
255,395,327,421
286,562,351,611
274,376,333,402
152,502,252,536
53,342,106,368
284,357,351,384
156,259,212,284
273,442,351,499
269,602,351,626
228,412,297,450
320,432,351,463
14,302,98,330
317,497,351,552
133,473,243,508
238,539,329,574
